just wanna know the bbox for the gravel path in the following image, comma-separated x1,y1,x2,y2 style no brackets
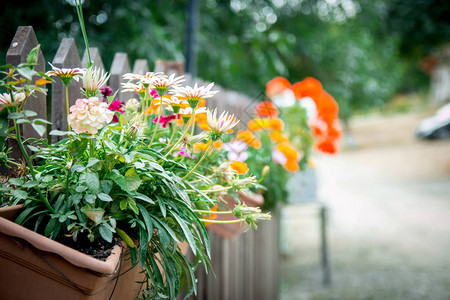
279,111,450,300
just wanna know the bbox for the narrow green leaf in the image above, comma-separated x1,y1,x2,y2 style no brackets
136,203,153,242
169,211,197,255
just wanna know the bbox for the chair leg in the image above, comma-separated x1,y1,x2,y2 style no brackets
320,205,331,286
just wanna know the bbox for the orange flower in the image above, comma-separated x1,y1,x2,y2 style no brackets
315,91,338,119
276,142,299,162
284,160,300,172
213,140,223,149
204,204,218,227
266,76,291,98
236,130,262,149
247,118,284,132
254,101,279,118
316,138,338,154
290,77,323,100
230,161,249,175
269,131,289,143
194,141,211,152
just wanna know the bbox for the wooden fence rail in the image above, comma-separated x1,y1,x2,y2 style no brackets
5,25,280,300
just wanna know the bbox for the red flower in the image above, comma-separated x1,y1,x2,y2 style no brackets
153,114,177,128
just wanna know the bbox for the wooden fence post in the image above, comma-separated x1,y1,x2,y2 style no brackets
154,60,185,76
51,38,82,142
6,26,47,141
133,59,149,75
81,48,105,71
110,52,132,101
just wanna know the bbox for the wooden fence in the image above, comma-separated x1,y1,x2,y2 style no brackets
5,26,280,300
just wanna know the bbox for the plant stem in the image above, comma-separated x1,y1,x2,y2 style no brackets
89,138,95,157
182,141,213,180
13,118,56,214
76,1,92,68
194,209,234,215
163,123,177,151
164,115,193,158
142,88,149,131
149,95,163,146
199,219,245,224
65,85,71,131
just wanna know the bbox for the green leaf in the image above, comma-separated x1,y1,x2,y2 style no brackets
84,194,96,204
70,194,83,205
128,199,139,215
17,67,38,80
11,189,28,200
138,227,148,268
22,181,38,188
27,44,40,65
85,172,100,194
136,203,153,242
32,118,52,125
108,169,141,193
7,113,24,119
16,119,31,124
14,206,35,225
71,164,86,173
99,224,113,243
98,193,113,202
9,178,24,186
134,193,155,204
75,185,87,193
44,217,57,237
23,110,37,117
69,138,88,156
31,123,46,137
86,158,100,168
100,180,113,194
169,211,197,255
120,200,128,210
81,206,104,224
49,130,69,136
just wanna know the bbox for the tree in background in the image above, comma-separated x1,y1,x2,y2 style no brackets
1,0,448,121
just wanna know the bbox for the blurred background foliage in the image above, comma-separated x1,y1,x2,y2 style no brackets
1,0,449,120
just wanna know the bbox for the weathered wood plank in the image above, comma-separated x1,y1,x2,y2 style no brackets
110,52,133,101
132,59,149,75
81,47,105,71
6,26,47,141
51,38,82,142
154,60,185,76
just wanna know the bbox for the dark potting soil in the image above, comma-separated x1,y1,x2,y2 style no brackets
59,235,119,261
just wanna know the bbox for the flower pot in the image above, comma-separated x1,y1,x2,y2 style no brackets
0,205,144,300
207,193,264,240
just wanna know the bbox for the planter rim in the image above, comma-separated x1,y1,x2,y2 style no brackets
0,205,121,275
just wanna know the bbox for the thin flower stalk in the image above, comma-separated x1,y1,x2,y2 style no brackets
198,219,245,224
193,209,235,215
182,140,214,180
149,94,164,146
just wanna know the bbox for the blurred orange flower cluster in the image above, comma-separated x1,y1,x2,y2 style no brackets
266,76,341,154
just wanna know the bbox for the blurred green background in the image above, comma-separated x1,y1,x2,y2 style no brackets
1,0,449,121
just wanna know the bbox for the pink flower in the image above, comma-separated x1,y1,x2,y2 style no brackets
150,89,158,98
108,99,124,123
153,114,177,128
177,147,195,159
68,97,115,134
222,141,248,162
272,149,287,165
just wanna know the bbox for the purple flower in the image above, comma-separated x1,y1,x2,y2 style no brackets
100,86,113,100
222,141,248,162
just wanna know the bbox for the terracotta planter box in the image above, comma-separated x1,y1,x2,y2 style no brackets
0,205,144,300
208,193,264,240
